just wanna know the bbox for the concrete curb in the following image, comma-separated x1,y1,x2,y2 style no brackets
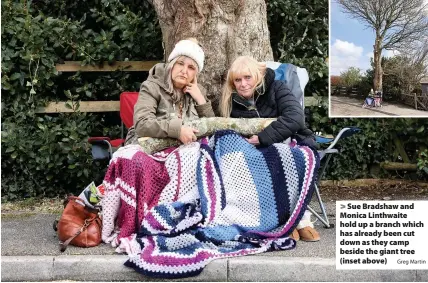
2,255,427,282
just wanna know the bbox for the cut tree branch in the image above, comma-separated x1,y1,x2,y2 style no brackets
138,117,275,154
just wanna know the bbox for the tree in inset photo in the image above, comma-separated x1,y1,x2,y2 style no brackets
337,0,428,92
331,0,428,116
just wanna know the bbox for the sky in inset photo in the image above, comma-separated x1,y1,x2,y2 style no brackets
330,0,428,76
331,2,396,75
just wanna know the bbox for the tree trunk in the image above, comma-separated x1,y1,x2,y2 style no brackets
150,0,274,114
373,37,383,91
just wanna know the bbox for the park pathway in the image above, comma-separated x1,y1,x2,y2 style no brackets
330,96,428,117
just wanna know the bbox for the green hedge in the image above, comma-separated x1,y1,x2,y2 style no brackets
1,0,162,200
266,0,427,180
309,114,428,179
1,0,427,200
267,0,328,99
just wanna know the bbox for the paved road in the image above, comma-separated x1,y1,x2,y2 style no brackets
330,96,428,117
2,199,428,281
0,200,336,258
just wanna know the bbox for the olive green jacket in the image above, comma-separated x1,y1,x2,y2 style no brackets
125,63,214,145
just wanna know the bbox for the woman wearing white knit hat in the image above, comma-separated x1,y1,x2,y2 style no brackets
125,38,214,145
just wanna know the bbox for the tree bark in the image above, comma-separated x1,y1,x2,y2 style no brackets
373,37,383,91
150,0,273,114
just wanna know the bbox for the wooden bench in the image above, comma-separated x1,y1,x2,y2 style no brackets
36,61,160,113
36,61,322,113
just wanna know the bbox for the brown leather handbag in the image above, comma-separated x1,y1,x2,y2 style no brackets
54,196,102,252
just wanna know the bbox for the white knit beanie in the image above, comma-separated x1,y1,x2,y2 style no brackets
167,39,205,72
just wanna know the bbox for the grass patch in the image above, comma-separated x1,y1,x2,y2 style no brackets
1,197,63,214
1,212,37,219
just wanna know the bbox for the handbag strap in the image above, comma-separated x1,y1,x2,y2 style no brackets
59,216,97,252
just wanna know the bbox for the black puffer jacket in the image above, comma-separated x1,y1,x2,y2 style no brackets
230,68,317,149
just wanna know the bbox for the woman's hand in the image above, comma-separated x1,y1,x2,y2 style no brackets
246,135,260,145
179,126,199,145
184,76,206,105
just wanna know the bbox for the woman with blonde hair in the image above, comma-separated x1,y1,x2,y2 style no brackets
220,55,320,241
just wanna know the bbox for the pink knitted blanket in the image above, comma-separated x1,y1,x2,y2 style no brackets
102,131,319,278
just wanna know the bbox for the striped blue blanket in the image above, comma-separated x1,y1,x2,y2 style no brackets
110,130,319,278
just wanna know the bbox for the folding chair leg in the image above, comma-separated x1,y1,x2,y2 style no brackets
318,154,333,182
306,153,335,228
309,126,360,229
307,184,334,228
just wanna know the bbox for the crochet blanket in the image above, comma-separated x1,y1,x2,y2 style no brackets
102,130,319,278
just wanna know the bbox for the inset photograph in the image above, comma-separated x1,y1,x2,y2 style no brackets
330,0,428,117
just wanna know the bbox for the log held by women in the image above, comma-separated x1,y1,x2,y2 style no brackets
137,117,275,154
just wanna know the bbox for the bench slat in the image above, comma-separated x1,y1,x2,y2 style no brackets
35,97,321,113
55,61,161,72
36,101,120,113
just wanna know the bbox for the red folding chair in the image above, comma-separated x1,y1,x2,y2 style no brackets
88,92,139,160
